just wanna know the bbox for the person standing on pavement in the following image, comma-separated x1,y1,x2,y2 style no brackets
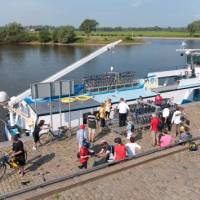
99,103,106,129
117,98,129,127
105,98,112,120
87,111,97,143
79,141,90,169
76,124,88,150
32,120,45,150
171,107,182,137
149,113,160,146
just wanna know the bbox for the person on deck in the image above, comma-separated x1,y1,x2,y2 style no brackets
154,94,163,106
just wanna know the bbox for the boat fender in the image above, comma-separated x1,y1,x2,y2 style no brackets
61,97,76,103
75,96,91,101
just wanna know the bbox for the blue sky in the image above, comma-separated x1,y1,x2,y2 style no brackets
0,0,200,27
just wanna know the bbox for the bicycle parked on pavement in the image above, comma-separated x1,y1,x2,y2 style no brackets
39,125,72,145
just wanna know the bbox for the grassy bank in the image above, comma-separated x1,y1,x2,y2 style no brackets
76,30,200,38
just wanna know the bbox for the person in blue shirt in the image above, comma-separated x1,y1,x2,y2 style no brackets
76,124,88,150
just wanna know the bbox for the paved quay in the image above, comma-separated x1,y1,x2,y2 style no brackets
0,102,200,198
44,149,200,200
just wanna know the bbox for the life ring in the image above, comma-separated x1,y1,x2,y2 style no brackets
75,96,91,101
61,97,76,103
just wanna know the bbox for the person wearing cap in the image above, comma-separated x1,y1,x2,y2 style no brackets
11,135,26,176
76,124,88,150
79,140,90,169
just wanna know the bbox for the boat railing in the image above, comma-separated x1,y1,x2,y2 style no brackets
85,80,141,93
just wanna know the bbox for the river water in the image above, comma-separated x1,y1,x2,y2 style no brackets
0,39,200,97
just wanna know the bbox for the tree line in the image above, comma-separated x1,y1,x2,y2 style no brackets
0,19,98,43
0,19,200,44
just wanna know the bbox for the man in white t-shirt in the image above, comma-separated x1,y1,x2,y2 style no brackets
171,107,182,136
117,98,129,127
126,137,141,156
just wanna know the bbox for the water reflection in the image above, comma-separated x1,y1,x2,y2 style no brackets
1,39,200,96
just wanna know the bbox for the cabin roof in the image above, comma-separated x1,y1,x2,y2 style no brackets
147,69,187,78
27,98,101,116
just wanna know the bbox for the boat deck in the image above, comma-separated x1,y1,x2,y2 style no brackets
27,87,157,116
92,87,157,103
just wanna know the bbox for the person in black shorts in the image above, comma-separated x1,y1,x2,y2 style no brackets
32,120,45,150
11,135,26,176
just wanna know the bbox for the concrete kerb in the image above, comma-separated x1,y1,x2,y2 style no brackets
2,136,200,200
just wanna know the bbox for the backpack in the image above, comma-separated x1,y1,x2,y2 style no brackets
189,142,198,151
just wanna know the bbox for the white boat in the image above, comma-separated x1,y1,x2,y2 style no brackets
1,40,200,140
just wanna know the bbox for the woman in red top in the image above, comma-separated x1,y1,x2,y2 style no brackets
114,137,126,161
79,141,90,169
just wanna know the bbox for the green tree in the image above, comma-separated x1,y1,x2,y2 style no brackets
4,22,26,42
0,27,7,42
57,26,76,43
38,29,51,43
187,20,200,36
52,29,59,43
79,19,99,36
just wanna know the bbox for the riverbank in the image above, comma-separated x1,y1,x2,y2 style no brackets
0,36,144,46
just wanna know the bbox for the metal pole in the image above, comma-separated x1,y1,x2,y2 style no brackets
68,80,72,129
59,82,62,128
50,97,53,130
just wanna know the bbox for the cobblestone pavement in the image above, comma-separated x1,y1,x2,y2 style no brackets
44,150,200,200
0,102,200,196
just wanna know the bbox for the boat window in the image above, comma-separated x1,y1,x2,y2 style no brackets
187,55,200,65
158,76,178,86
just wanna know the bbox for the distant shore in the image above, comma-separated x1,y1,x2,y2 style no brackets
1,35,200,46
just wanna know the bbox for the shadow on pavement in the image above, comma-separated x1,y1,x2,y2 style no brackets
26,153,55,172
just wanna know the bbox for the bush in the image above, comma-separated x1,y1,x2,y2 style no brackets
38,30,51,43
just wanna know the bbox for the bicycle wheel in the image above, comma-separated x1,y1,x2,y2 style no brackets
39,132,53,145
66,129,72,138
0,164,6,180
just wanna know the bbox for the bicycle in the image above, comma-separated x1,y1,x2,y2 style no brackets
0,151,27,180
39,125,72,145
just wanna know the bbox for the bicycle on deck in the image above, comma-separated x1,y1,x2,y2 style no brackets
0,151,27,180
39,125,72,145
